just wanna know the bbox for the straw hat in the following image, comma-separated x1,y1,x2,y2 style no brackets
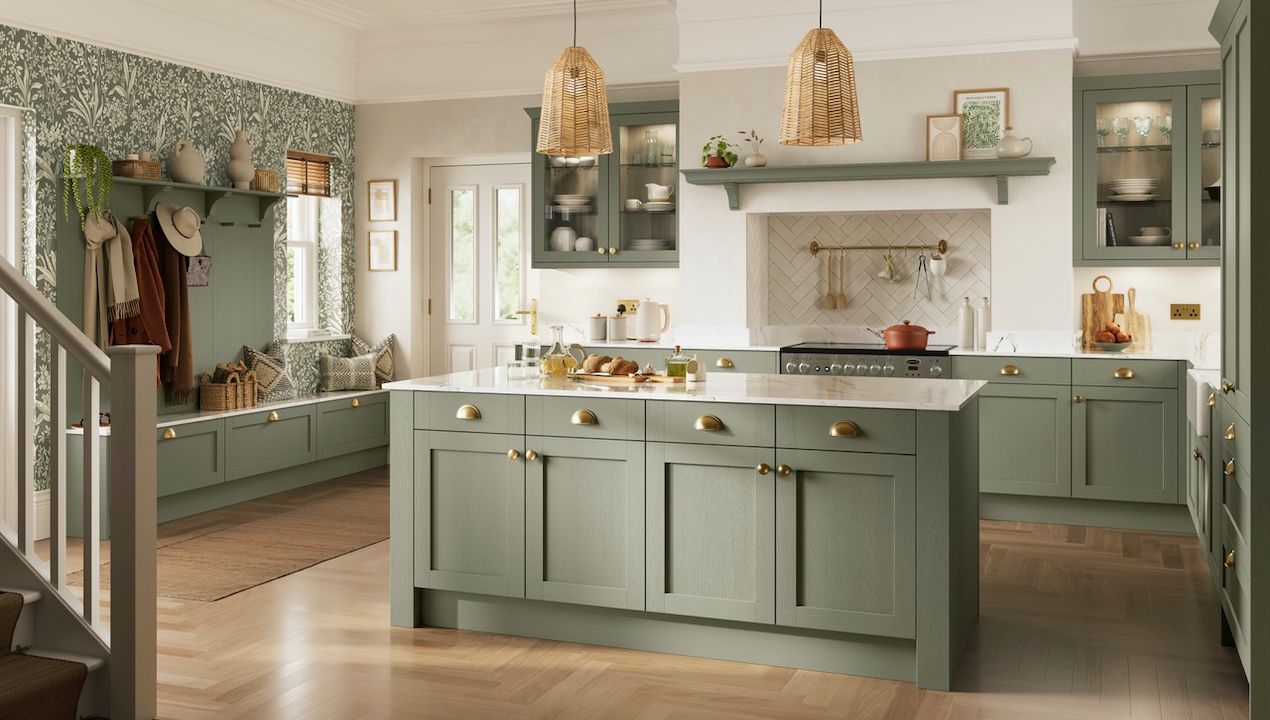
155,202,203,257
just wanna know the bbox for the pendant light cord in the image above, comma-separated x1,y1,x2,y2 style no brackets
819,0,823,28
573,0,578,46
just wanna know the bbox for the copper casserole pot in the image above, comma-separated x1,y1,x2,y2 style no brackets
877,320,935,351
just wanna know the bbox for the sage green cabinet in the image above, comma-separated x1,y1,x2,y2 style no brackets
646,442,776,624
1186,426,1212,564
975,384,1072,498
1072,386,1179,504
775,449,916,638
413,430,525,598
156,419,226,496
1218,3,1251,422
316,393,388,459
525,436,645,610
225,405,316,481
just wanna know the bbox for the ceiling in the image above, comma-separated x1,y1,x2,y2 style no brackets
271,0,675,29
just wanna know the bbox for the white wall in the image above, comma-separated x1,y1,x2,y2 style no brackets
1073,0,1219,58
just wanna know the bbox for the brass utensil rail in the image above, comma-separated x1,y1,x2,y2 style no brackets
809,239,949,256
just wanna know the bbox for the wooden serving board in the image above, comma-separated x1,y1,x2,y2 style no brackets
1081,275,1125,349
1114,287,1151,350
570,373,650,385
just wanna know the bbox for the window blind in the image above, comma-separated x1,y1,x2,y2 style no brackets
286,150,333,197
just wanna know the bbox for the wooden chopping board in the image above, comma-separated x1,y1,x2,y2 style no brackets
1081,275,1125,349
570,372,684,385
1114,287,1151,350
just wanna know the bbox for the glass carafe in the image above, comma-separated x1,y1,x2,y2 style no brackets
540,325,585,378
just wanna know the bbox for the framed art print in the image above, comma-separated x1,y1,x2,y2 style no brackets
368,230,397,272
953,88,1010,159
926,114,963,161
368,179,397,222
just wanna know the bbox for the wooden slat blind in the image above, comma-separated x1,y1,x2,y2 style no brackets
286,150,333,197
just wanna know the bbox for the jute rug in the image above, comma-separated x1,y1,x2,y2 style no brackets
70,474,388,602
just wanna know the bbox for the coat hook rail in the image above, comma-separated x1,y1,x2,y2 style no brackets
809,239,948,256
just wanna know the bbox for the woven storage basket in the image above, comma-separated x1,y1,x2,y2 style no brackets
199,370,258,412
111,159,162,180
251,168,281,193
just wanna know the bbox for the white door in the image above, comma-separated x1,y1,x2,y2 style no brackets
429,162,535,375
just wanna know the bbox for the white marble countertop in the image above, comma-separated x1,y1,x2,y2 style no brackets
949,331,1220,369
385,368,985,412
570,339,785,352
950,347,1204,362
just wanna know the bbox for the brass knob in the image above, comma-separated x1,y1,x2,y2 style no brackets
571,409,598,425
1193,449,1203,461
716,357,735,368
162,427,176,440
1173,242,1184,250
694,414,723,432
1000,364,1021,376
776,464,793,477
351,397,361,408
456,404,481,420
507,449,520,461
266,411,279,422
1073,395,1084,404
1113,368,1135,380
608,246,617,254
1208,393,1217,407
1225,423,1236,441
597,247,608,255
1222,380,1236,394
1225,550,1236,569
1189,241,1200,250
830,421,861,438
526,450,539,461
1225,459,1236,477
755,463,771,476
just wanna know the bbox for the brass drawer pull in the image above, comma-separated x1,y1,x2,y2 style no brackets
507,449,520,461
571,409,598,425
1113,368,1135,380
266,411,280,422
351,397,361,408
1225,459,1236,477
829,421,860,438
776,464,793,477
1225,550,1236,569
694,414,723,432
162,427,177,440
1000,364,1021,376
716,357,735,369
526,450,539,461
1193,449,1203,461
1222,380,1236,394
1225,423,1236,441
756,463,771,476
1208,393,1217,407
1073,395,1084,404
456,404,481,420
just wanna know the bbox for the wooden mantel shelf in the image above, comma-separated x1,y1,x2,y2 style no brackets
112,175,293,226
680,157,1057,209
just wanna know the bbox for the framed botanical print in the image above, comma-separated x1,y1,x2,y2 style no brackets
953,88,1010,159
368,179,397,222
926,114,963,161
368,230,397,272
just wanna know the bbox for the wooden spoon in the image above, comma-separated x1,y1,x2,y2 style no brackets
824,253,837,310
837,254,848,309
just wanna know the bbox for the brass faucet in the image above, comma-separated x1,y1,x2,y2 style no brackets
515,297,538,336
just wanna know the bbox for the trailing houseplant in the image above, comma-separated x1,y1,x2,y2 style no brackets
700,135,738,168
63,143,113,228
738,129,767,167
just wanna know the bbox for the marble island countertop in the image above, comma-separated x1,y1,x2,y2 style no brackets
385,368,986,412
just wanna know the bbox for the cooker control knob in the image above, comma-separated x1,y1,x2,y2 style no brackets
829,363,843,375
868,364,883,376
882,365,895,376
929,365,943,377
785,361,798,374
798,362,811,374
855,364,869,376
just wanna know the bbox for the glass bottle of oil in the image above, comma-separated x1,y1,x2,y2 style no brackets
665,345,690,378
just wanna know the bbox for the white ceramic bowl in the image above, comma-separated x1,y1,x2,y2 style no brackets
1124,235,1171,246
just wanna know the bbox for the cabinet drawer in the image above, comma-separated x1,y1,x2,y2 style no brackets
953,356,1071,385
414,392,525,435
316,392,389,459
690,349,778,374
156,419,225,496
526,396,643,441
1217,396,1250,477
1072,359,1180,389
647,401,775,447
225,405,316,481
1218,513,1250,677
775,406,915,455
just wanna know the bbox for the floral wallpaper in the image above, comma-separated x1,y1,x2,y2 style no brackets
0,24,356,489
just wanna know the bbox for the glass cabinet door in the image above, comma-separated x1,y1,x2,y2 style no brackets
608,111,678,265
1187,85,1221,261
1080,86,1187,262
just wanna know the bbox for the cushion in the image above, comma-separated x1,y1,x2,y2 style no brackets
242,343,296,402
350,333,395,385
320,352,379,392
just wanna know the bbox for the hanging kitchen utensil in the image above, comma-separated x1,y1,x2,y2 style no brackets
914,254,931,300
823,252,837,310
837,254,847,309
878,251,895,283
1080,274,1125,349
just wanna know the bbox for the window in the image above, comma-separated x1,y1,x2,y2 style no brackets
448,188,476,322
493,185,524,322
286,151,332,197
286,195,319,332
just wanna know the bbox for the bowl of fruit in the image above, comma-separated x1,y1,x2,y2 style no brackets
1094,322,1133,352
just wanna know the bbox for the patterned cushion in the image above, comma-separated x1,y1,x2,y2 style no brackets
242,343,297,402
350,333,395,385
320,352,379,392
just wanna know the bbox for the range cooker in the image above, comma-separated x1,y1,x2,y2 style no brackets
779,342,954,379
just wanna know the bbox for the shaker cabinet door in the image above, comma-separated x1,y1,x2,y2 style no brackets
975,383,1072,498
1072,386,1179,504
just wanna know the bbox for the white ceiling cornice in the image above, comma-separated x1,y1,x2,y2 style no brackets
273,0,673,30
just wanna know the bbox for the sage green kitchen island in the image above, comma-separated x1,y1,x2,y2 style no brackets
385,370,985,690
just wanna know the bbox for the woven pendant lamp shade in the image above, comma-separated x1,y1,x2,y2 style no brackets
536,45,613,156
779,27,862,146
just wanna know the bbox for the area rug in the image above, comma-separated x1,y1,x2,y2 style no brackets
70,478,387,601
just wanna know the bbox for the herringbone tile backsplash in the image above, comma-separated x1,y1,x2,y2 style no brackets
764,211,990,329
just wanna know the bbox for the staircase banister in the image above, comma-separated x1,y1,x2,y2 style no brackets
0,255,110,381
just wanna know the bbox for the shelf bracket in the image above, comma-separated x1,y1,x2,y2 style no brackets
995,176,1009,205
723,183,740,211
140,184,174,213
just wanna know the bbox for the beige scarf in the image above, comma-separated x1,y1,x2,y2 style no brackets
82,211,140,349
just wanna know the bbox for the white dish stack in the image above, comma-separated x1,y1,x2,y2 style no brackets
1106,177,1160,202
552,194,592,214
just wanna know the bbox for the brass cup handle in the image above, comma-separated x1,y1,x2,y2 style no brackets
571,409,598,426
1000,364,1021,376
1224,423,1236,441
756,463,771,476
694,414,723,432
507,449,521,461
597,247,608,255
1225,459,1236,477
352,397,361,408
830,421,861,438
526,450,539,461
456,404,482,420
1208,393,1217,407
716,357,735,368
1113,368,1135,380
1225,550,1236,569
776,464,793,477
1073,395,1085,404
162,427,177,440
266,411,279,422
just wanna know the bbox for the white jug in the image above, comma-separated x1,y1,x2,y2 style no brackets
644,183,675,202
634,298,671,342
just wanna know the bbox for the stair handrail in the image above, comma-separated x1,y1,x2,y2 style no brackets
0,255,109,381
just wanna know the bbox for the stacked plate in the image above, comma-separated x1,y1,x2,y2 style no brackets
1107,178,1159,202
627,239,673,251
643,201,675,213
552,194,592,214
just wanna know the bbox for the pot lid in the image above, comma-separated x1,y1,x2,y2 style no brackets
884,320,933,335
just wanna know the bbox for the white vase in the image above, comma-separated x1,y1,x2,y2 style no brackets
744,153,768,167
227,130,254,189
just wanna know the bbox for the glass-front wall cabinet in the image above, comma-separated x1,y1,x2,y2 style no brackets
528,101,679,268
1074,73,1220,266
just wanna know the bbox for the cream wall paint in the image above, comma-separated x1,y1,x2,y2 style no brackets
1072,267,1221,333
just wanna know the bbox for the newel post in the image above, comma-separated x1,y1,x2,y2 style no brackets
106,345,159,720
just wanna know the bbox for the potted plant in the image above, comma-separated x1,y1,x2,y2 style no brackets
738,129,767,167
62,144,113,228
700,135,738,169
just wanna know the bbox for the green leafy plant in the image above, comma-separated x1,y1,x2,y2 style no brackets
62,144,112,228
700,135,738,167
738,129,764,154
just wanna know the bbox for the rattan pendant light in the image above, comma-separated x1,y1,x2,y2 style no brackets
779,0,862,146
536,0,613,156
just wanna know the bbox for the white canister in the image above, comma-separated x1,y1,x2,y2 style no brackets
606,315,628,343
587,315,607,342
958,297,974,349
974,297,991,349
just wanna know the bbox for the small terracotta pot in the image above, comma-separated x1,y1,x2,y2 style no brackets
879,321,935,351
704,155,730,169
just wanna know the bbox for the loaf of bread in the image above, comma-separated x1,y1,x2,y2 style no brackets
582,354,611,373
611,359,639,376
599,356,624,373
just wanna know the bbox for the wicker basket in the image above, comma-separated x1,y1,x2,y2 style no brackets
251,168,281,193
112,159,162,180
199,370,258,412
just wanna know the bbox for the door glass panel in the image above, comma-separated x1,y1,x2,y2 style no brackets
494,186,523,322
542,153,600,255
1094,98,1175,250
1198,96,1221,249
617,121,677,255
449,188,475,322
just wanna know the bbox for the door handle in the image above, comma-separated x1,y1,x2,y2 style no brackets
507,449,521,461
1000,364,1021,376
1225,550,1236,569
266,411,279,422
351,397,360,408
456,404,482,420
162,427,176,440
829,421,860,438
755,463,771,476
1224,459,1236,477
1224,423,1236,441
571,409,598,425
514,297,538,336
1073,395,1084,404
716,357,735,368
1113,368,1135,380
526,450,539,461
776,464,793,477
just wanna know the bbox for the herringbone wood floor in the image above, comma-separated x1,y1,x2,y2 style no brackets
43,471,1253,718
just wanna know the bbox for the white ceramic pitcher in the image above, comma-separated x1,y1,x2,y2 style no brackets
634,298,671,342
644,183,675,201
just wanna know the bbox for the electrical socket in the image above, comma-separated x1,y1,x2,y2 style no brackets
1170,303,1202,320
